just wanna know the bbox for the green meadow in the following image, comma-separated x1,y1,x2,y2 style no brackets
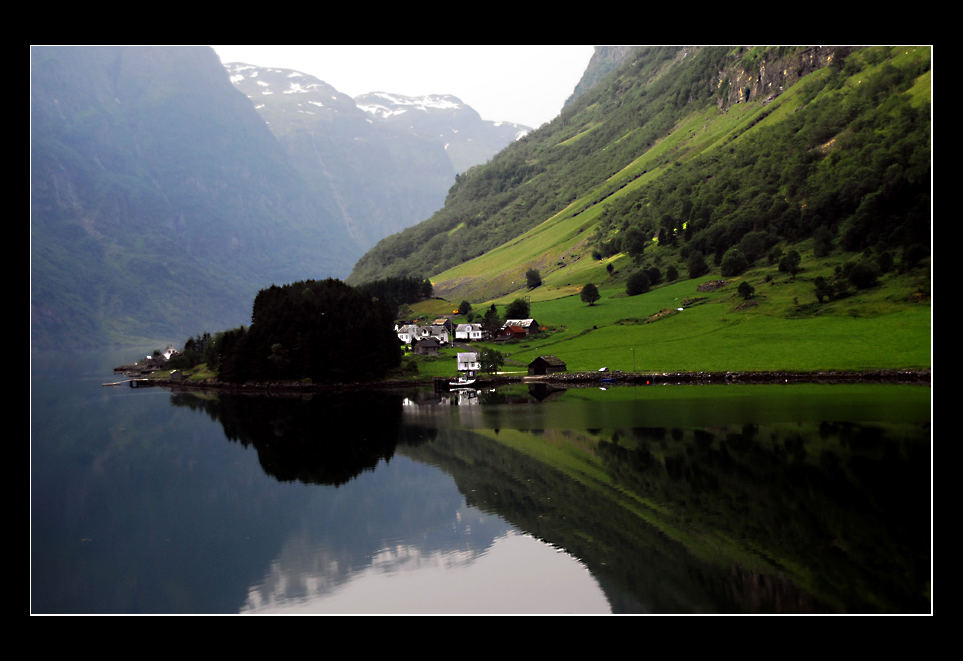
409,243,930,377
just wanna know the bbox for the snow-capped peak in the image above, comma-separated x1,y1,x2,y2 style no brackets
354,92,465,119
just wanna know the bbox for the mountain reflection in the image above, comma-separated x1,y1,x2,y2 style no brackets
168,385,930,613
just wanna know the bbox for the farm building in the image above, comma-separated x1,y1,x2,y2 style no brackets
496,325,528,341
527,355,567,375
500,319,539,336
412,337,441,356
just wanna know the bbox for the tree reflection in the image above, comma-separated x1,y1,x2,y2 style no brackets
594,420,930,612
170,391,409,486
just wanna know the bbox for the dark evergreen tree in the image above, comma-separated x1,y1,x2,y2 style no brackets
622,227,648,263
738,281,755,299
505,298,530,319
720,247,749,277
778,250,802,279
626,271,650,296
580,283,601,306
525,268,542,289
813,276,833,303
482,306,502,337
688,251,709,279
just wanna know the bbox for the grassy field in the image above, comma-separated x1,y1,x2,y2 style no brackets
409,244,931,378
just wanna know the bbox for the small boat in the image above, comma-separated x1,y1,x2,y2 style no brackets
448,376,476,387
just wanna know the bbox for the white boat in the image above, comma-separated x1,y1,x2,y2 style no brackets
449,376,477,387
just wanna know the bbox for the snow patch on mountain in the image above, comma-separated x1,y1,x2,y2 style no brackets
355,92,466,119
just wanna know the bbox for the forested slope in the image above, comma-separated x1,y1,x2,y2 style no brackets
347,46,930,307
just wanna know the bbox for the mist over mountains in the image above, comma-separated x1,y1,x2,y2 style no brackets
30,46,531,350
32,45,929,356
225,62,529,251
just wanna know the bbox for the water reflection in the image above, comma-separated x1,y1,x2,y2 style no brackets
32,363,930,614
242,529,609,614
170,390,406,485
164,389,612,613
170,384,929,613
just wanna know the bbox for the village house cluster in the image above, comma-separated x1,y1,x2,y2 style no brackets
394,317,542,355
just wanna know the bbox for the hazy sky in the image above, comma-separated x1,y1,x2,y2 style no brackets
210,45,596,128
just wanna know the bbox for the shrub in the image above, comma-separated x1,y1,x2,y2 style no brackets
738,281,755,299
720,247,749,277
778,250,802,279
688,251,709,279
813,276,833,303
813,226,834,257
845,260,880,289
738,231,772,263
626,271,650,296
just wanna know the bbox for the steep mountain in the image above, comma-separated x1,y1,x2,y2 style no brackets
224,64,530,252
354,91,529,173
30,46,355,350
563,46,640,109
347,46,930,307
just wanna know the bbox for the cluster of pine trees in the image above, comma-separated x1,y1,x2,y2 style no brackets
214,279,401,383
357,275,433,313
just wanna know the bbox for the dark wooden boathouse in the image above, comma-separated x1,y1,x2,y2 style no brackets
528,355,567,376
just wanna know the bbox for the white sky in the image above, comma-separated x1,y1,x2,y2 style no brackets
210,45,595,128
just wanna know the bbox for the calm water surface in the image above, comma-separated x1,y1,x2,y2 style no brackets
30,352,931,614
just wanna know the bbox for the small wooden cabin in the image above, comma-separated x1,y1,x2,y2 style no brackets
413,337,441,356
528,355,567,375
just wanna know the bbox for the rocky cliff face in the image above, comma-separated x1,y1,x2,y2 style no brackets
713,46,849,109
566,45,849,114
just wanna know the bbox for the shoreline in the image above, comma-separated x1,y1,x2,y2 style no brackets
136,368,932,394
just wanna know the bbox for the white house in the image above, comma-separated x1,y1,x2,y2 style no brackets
396,324,420,345
457,352,480,375
455,323,486,341
421,325,450,344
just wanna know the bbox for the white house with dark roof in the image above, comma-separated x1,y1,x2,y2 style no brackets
457,352,480,375
500,319,539,334
455,323,486,341
420,324,450,344
396,324,420,345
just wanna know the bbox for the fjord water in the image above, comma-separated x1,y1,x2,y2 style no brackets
30,353,931,614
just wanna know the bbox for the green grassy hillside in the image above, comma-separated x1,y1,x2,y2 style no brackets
358,46,930,376
405,238,929,377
